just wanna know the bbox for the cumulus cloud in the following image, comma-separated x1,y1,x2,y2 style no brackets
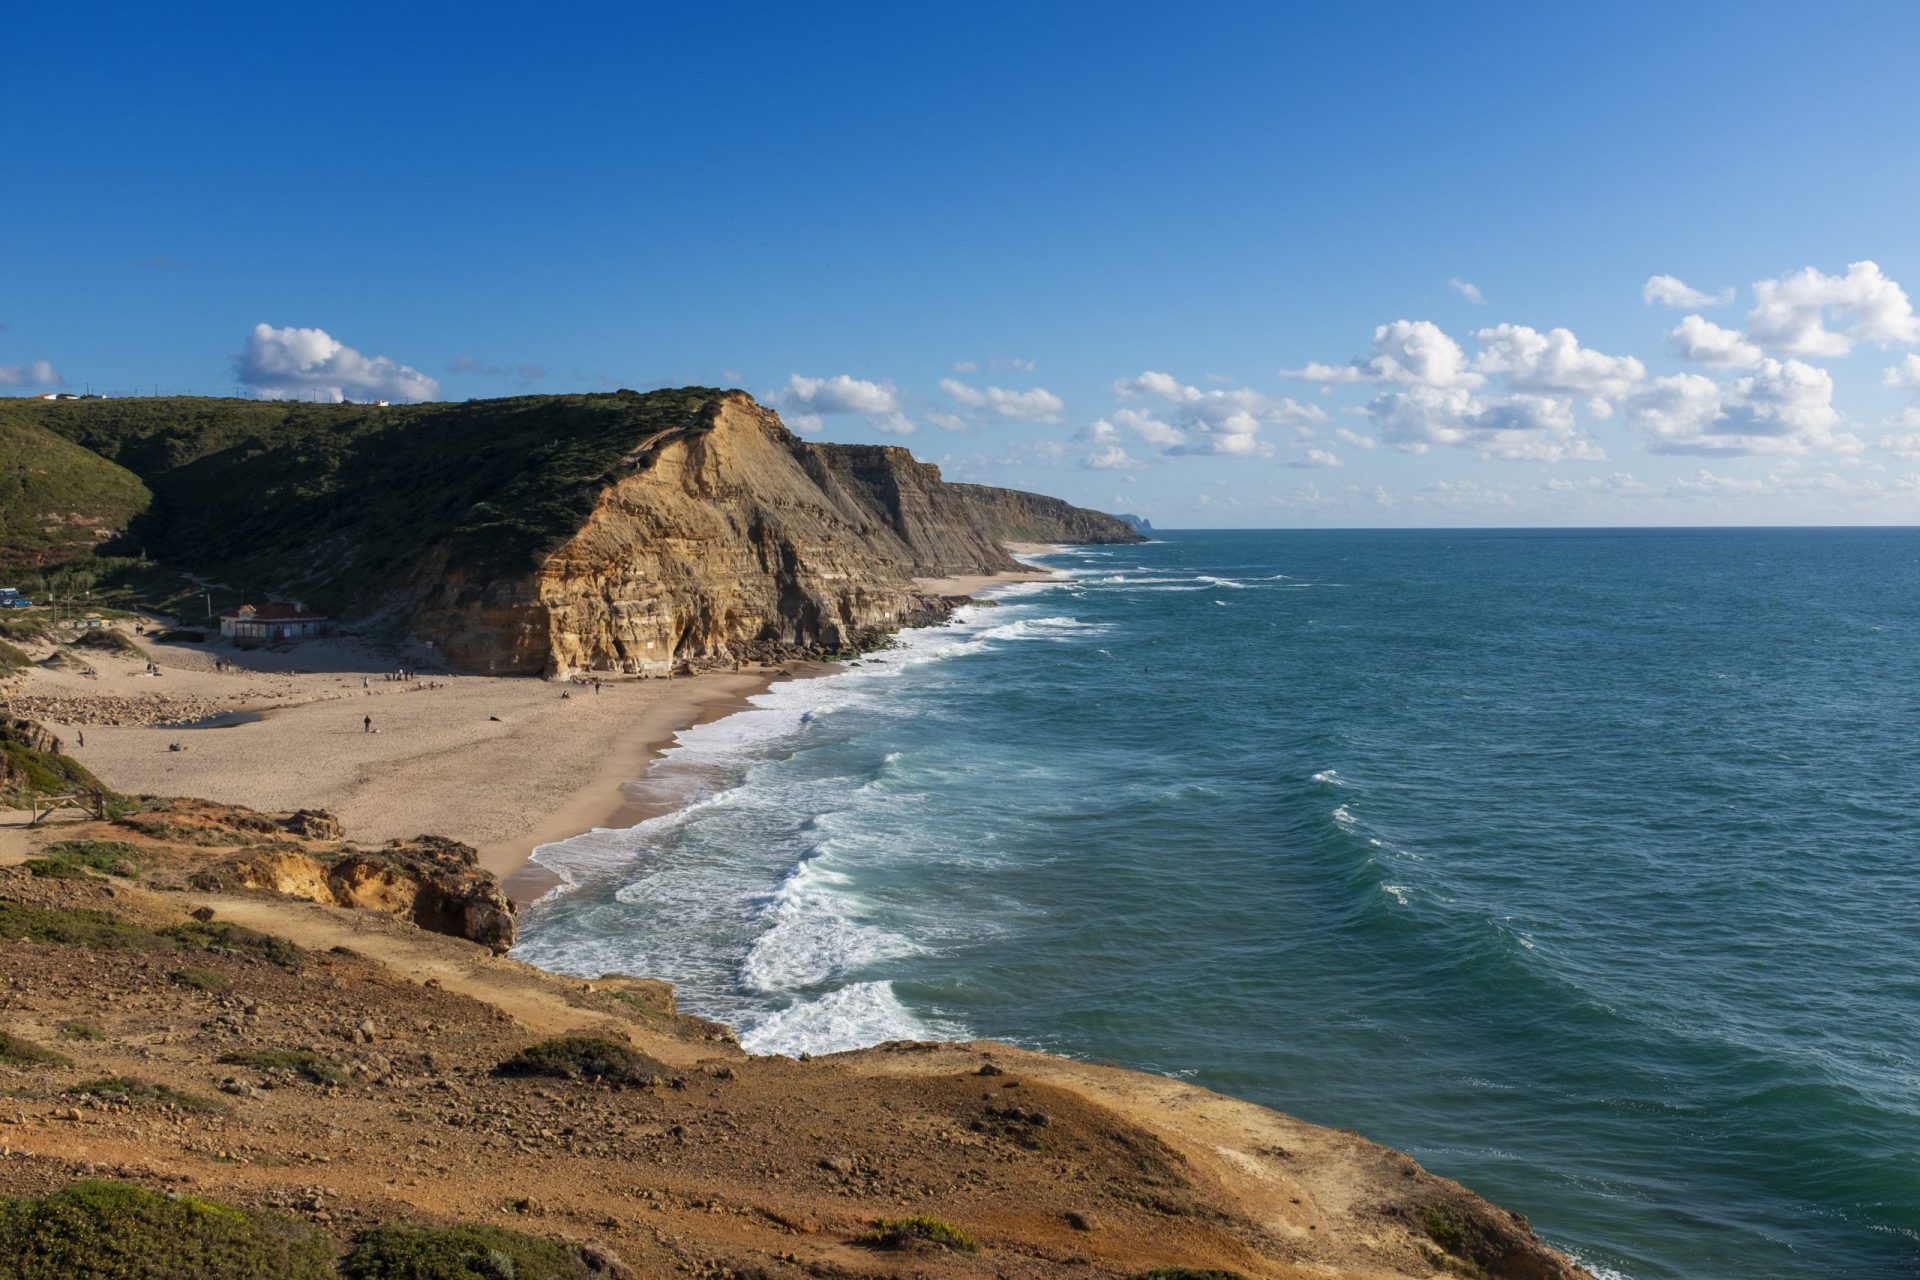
1643,275,1732,308
234,324,439,402
1281,319,1484,391
1082,445,1143,470
781,373,899,415
1746,260,1920,356
1366,384,1603,462
1287,448,1342,469
1334,426,1376,449
776,373,913,435
1667,315,1762,368
1884,353,1920,389
949,360,979,373
0,360,60,388
938,377,1064,423
1623,358,1851,456
1111,370,1322,458
1449,277,1486,304
1472,323,1644,396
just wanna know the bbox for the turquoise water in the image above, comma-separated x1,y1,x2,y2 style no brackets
514,529,1920,1279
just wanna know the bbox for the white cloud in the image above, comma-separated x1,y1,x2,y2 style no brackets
1747,260,1920,357
925,409,971,433
1287,448,1342,469
1884,353,1920,389
1587,397,1615,420
1334,426,1376,449
1624,358,1852,456
938,377,1064,423
1667,315,1762,368
0,360,60,387
1281,319,1484,390
1643,275,1732,308
1111,371,1321,458
1449,277,1486,304
1366,384,1603,462
949,360,979,373
1082,445,1143,470
780,373,900,415
234,324,438,402
1542,472,1647,494
1472,323,1644,395
1876,428,1920,459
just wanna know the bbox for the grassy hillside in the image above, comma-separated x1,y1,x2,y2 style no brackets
0,408,152,569
24,390,725,615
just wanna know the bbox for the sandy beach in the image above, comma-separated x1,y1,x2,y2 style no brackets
1,631,799,892
3,565,1052,899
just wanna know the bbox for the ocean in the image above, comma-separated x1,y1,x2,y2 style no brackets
511,528,1920,1280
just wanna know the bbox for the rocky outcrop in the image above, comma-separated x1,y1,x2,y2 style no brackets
415,394,1140,677
136,801,522,953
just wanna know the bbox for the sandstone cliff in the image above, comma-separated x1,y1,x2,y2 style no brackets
414,393,1139,677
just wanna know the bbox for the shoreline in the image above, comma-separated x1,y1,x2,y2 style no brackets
491,661,836,902
499,559,1067,899
12,558,1064,908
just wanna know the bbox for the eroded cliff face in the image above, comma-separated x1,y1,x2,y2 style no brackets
415,393,1140,677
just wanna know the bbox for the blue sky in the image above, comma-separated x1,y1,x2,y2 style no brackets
8,2,1920,526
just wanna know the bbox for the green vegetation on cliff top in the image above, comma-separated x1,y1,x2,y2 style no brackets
0,413,152,568
11,389,726,615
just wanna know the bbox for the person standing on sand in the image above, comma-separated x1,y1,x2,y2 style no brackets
363,714,372,733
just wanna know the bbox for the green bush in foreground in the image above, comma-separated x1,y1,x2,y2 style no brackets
855,1215,980,1253
67,1076,223,1113
0,1180,329,1280
0,640,31,672
494,1036,670,1087
342,1221,624,1279
218,1047,343,1086
0,1031,70,1068
59,1020,104,1041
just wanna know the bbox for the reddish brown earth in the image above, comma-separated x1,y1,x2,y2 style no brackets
0,805,1590,1279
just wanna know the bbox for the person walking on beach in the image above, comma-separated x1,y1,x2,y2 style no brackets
363,714,372,733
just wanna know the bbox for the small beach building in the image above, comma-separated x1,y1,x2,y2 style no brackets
218,602,329,643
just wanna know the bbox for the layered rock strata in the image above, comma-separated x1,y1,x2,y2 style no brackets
415,394,1139,677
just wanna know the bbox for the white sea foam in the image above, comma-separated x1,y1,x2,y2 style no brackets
1198,574,1251,588
1332,804,1357,824
738,856,921,993
739,981,947,1056
1310,769,1343,785
1382,883,1411,906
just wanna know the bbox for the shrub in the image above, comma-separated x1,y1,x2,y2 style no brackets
59,1021,104,1041
0,902,157,951
41,840,141,875
0,1180,330,1279
70,629,145,658
168,966,232,994
159,920,305,969
0,639,31,672
66,1077,223,1113
855,1215,980,1253
0,1031,70,1068
0,904,299,972
493,1036,670,1087
217,1048,342,1087
342,1221,625,1279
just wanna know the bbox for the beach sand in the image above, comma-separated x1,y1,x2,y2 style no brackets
6,565,1052,899
8,633,797,892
